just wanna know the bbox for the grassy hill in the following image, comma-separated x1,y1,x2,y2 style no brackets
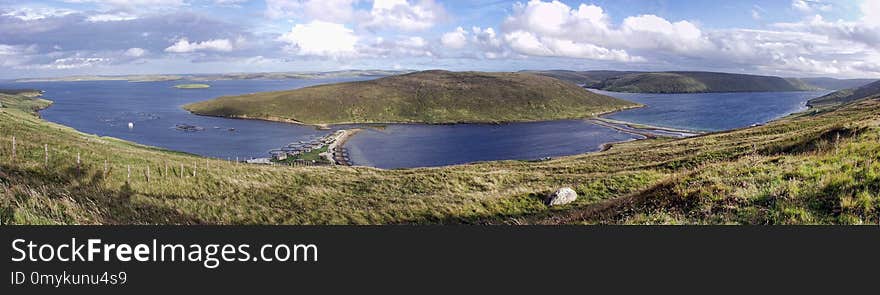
184,70,639,125
3,83,880,224
793,77,875,90
807,80,880,107
592,71,813,93
529,70,873,93
521,70,637,85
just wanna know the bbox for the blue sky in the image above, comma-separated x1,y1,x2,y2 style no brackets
1,0,878,78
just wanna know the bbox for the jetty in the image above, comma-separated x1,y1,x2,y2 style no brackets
260,128,361,166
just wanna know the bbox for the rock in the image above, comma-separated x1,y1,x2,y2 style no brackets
546,187,577,206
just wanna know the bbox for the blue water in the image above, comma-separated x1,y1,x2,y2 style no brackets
2,78,642,168
3,78,373,160
345,121,640,168
595,89,831,132
2,79,827,169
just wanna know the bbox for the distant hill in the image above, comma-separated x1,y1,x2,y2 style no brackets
521,70,636,85
0,88,42,96
535,71,815,93
793,77,876,90
529,70,874,93
807,80,880,107
14,70,411,83
184,70,640,125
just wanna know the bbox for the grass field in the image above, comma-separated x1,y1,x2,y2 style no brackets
2,89,879,225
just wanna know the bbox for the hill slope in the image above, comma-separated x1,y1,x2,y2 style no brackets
807,80,880,107
591,71,812,93
184,70,639,125
3,83,880,225
793,77,875,90
530,70,873,93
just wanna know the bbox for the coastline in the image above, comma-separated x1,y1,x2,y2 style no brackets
324,128,362,165
184,103,644,129
588,117,703,138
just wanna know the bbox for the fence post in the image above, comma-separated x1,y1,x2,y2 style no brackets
104,160,108,175
180,164,184,179
835,132,840,153
192,162,196,177
76,152,81,169
164,162,168,178
146,165,150,183
11,136,15,160
127,165,131,183
44,144,48,166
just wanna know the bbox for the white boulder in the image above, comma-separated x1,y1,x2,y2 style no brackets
546,187,578,206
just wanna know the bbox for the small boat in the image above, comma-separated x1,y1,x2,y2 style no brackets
128,122,134,129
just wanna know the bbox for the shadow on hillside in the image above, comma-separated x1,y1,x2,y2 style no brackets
2,163,204,224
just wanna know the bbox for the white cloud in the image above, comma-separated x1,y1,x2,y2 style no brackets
278,21,359,58
44,57,110,69
441,27,468,49
620,15,711,53
124,47,147,57
365,0,446,31
362,36,434,58
86,12,137,22
470,27,506,58
500,1,620,60
0,44,34,67
165,38,235,53
1,7,77,21
265,0,356,22
503,30,637,61
60,0,185,11
792,0,832,13
862,0,880,27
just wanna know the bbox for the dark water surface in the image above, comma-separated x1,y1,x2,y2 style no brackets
345,121,640,168
595,89,831,132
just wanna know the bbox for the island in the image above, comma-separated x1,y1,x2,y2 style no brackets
183,70,641,125
173,83,211,89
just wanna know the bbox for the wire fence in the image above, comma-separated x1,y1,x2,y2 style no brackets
0,134,322,188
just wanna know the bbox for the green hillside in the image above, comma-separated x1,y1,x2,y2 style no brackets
793,77,875,90
594,71,812,93
528,70,870,93
3,84,880,225
184,70,639,125
807,80,880,107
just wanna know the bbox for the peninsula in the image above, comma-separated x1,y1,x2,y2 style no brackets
183,70,640,125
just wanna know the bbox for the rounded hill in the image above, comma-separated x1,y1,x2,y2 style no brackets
183,70,640,125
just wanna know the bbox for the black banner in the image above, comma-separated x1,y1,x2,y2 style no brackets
2,226,879,293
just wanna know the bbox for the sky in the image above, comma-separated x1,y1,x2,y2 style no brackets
0,0,879,79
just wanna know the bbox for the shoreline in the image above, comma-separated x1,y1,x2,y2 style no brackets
324,128,362,166
184,103,644,130
588,117,703,138
31,84,819,169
